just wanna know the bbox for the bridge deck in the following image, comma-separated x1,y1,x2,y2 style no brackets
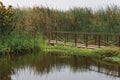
47,40,105,49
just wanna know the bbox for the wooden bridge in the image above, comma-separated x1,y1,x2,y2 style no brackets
42,31,120,49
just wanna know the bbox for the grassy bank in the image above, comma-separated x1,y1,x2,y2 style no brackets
45,46,91,56
45,46,120,63
92,47,120,63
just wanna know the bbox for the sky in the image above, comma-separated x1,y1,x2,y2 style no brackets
1,0,120,10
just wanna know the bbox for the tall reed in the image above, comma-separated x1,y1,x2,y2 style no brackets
13,6,120,33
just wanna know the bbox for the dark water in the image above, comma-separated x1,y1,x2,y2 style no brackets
0,53,120,80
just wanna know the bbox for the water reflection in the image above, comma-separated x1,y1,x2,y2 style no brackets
0,53,120,80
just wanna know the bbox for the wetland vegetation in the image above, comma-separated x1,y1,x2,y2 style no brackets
0,0,120,64
0,1,120,79
0,2,120,53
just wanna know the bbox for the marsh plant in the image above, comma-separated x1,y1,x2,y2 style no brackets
0,2,44,55
13,6,120,33
1,1,120,56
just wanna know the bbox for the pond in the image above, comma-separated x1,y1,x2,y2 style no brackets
0,53,120,80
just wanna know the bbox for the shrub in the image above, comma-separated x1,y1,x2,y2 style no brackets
0,2,15,35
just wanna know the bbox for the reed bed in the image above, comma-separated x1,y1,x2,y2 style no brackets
1,1,120,55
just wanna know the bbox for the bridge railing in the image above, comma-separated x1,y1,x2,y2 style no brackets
42,31,120,48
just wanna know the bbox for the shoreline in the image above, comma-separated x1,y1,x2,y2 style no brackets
45,45,120,64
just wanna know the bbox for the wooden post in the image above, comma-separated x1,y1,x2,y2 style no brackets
48,31,51,44
50,31,52,40
106,35,109,43
106,35,109,46
98,35,101,48
85,34,88,48
56,32,58,44
64,33,66,45
66,33,68,42
84,34,86,43
74,33,77,47
94,35,97,45
116,36,118,46
119,36,120,47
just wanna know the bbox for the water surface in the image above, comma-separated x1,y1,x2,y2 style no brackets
0,53,120,80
